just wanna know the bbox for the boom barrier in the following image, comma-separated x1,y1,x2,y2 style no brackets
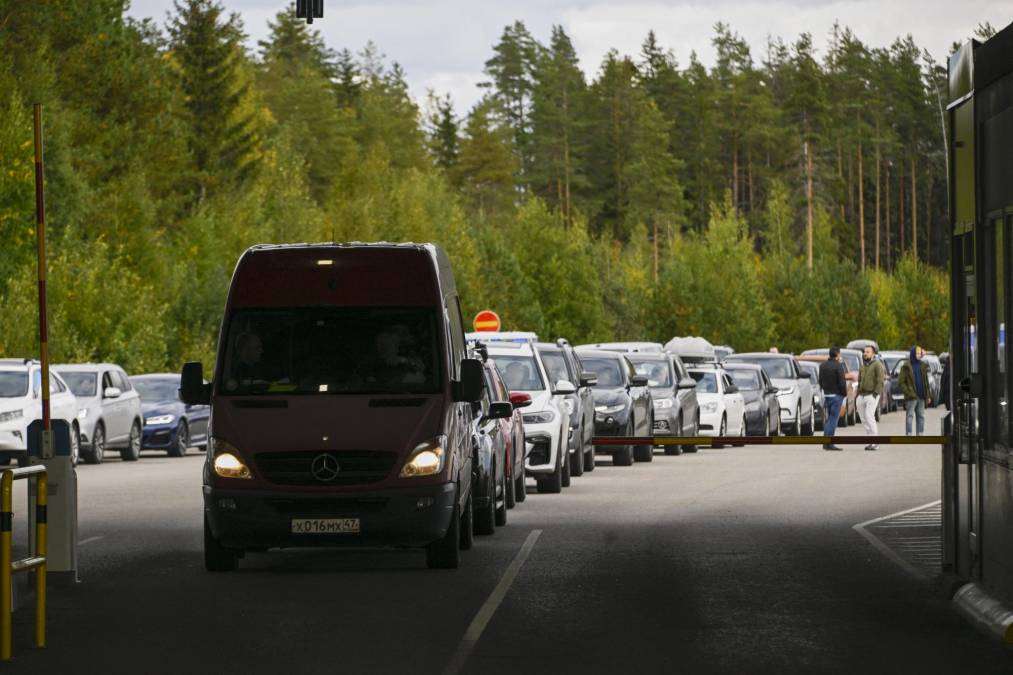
0,465,47,661
591,435,947,446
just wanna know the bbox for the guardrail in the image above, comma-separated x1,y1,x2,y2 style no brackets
0,465,47,661
591,435,947,446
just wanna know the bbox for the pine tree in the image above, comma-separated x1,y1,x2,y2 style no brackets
425,93,459,171
453,98,518,218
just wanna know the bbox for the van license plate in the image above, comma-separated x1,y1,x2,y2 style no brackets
291,518,360,534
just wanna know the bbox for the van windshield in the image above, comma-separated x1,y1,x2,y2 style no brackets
220,307,441,395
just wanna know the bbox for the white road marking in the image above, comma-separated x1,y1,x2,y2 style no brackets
441,529,542,675
852,500,941,582
78,536,104,546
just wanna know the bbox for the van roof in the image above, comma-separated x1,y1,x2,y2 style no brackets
228,242,451,308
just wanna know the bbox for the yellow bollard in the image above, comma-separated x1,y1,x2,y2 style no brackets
1,470,12,661
34,473,46,649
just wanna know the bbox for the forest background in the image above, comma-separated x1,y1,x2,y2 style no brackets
0,0,974,372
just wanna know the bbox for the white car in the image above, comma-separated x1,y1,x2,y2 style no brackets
482,339,573,494
725,353,814,436
688,366,745,447
54,363,144,463
0,359,80,464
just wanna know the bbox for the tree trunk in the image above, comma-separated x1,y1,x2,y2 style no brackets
847,148,854,226
885,163,891,271
837,141,845,221
858,139,865,270
911,157,918,260
653,220,659,284
899,171,906,257
747,147,754,213
562,85,572,228
732,140,739,214
805,120,814,270
875,132,881,270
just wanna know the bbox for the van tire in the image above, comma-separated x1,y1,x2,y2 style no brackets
459,492,474,551
204,517,238,572
121,421,142,461
474,470,496,536
427,500,461,569
494,468,508,527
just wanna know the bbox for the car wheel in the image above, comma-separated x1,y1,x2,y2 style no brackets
514,468,527,503
763,414,770,438
121,420,142,461
634,414,654,462
792,407,801,436
802,409,814,436
474,468,496,536
169,421,189,458
584,443,596,472
684,416,700,453
495,466,508,527
505,462,516,510
86,423,106,464
459,491,474,551
613,421,635,465
569,434,584,478
712,416,727,449
427,497,462,569
665,415,684,456
560,443,571,487
733,415,746,446
204,516,238,572
537,458,563,493
70,422,80,466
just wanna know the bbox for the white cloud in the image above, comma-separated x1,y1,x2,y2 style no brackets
127,1,1011,113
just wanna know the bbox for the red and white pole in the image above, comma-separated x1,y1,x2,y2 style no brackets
33,104,51,459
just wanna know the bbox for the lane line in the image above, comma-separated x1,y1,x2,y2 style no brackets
852,501,941,582
441,529,542,675
78,536,104,546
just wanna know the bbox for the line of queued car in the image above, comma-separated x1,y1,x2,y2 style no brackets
0,358,208,466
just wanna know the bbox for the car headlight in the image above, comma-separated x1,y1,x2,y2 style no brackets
594,404,625,414
400,437,445,478
523,411,557,424
701,401,719,414
778,388,795,396
0,409,24,424
653,398,674,410
145,414,175,425
211,438,252,479
562,399,574,415
76,408,89,420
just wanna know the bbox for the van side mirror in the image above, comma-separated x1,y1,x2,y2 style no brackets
486,401,513,420
453,358,484,403
180,362,211,406
579,371,598,387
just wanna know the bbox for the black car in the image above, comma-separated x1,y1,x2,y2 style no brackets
130,373,210,457
575,349,653,466
537,340,597,476
469,354,516,536
724,363,780,436
626,352,700,455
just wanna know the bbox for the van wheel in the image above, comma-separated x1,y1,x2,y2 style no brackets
121,421,142,461
514,470,527,503
204,517,238,572
459,491,474,550
474,470,496,536
494,468,508,527
427,499,461,569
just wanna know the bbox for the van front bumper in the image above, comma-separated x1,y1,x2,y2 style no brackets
204,482,456,550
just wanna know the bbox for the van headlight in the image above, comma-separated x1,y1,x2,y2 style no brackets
400,437,445,478
523,411,556,424
211,438,252,479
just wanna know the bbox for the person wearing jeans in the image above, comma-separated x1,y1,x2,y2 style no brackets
857,346,886,450
898,345,930,435
818,347,848,451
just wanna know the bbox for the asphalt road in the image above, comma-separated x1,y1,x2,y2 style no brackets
9,406,1012,673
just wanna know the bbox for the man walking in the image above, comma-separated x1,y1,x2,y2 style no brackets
899,345,931,435
857,346,886,450
818,347,847,451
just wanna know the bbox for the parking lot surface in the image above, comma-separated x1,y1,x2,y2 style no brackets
9,407,1012,673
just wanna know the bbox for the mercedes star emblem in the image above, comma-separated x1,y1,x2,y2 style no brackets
311,453,341,482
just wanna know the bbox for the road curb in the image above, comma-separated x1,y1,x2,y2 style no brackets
952,582,1013,644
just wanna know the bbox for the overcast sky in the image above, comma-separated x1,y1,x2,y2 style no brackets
126,1,1010,113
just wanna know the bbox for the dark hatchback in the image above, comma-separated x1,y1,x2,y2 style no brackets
723,363,780,436
130,373,209,457
576,349,653,466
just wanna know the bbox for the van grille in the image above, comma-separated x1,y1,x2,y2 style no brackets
255,451,397,486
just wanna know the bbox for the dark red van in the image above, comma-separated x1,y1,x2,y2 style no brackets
180,243,488,570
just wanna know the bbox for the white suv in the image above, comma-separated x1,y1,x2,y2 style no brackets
0,359,80,464
481,339,573,494
54,363,144,463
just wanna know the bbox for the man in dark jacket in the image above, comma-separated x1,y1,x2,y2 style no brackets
898,345,931,435
819,347,848,451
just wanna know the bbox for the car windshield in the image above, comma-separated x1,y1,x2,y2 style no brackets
220,307,441,395
132,378,180,403
690,371,718,393
495,355,545,392
0,372,28,398
537,351,571,386
842,354,861,372
740,358,792,380
628,358,672,387
729,370,761,390
581,357,626,388
59,372,97,398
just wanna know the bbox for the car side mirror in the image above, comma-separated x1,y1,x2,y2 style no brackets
766,386,780,395
553,379,576,396
180,362,211,406
630,375,649,387
678,377,696,390
453,358,484,403
726,383,739,394
104,386,122,399
486,401,513,420
797,374,810,380
509,392,532,409
579,371,598,387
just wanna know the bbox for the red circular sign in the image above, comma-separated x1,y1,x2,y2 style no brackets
473,310,501,332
